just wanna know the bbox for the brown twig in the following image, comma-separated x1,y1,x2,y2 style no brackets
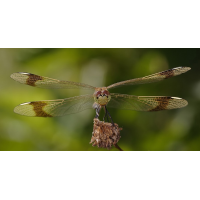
114,144,123,151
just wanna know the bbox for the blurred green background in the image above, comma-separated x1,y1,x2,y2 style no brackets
0,48,199,151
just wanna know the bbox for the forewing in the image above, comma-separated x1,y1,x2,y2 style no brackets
108,93,188,111
10,72,95,90
107,67,191,89
14,95,94,117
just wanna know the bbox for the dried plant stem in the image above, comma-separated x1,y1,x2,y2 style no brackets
114,144,123,151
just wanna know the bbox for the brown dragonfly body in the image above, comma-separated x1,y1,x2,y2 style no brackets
11,67,190,118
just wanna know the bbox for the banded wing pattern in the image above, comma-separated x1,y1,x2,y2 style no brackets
10,72,95,90
107,67,191,89
14,95,94,117
108,93,188,111
11,66,190,117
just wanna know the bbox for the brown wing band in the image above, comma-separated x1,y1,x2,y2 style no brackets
29,102,52,117
149,97,171,111
26,73,43,86
159,69,174,79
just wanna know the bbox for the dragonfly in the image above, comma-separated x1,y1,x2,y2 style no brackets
11,66,190,121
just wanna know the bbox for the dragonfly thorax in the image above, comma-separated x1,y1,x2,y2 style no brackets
93,87,111,106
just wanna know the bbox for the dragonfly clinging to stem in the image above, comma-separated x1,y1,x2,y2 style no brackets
10,67,191,121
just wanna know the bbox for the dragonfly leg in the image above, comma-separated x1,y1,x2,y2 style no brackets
103,107,106,122
105,106,114,125
103,106,109,122
95,106,101,119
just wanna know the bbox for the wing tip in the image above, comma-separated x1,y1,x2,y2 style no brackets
10,72,30,80
10,72,17,80
171,97,188,108
14,102,33,117
174,66,191,73
182,66,191,72
13,105,23,116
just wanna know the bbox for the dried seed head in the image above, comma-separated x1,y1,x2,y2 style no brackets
90,118,122,150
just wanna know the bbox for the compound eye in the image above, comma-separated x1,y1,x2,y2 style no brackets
102,90,110,96
96,91,101,96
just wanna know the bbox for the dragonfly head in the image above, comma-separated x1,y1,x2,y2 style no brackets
93,87,111,106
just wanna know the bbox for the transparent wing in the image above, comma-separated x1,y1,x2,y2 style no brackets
10,72,96,90
107,67,191,89
108,93,188,111
14,95,94,117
